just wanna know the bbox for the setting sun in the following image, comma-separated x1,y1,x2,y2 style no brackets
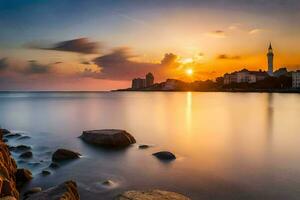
186,68,193,76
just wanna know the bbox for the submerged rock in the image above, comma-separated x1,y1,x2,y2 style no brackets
16,168,32,187
41,170,51,176
79,129,136,148
118,190,190,200
19,151,33,159
49,162,60,169
52,148,81,162
26,180,80,200
5,133,21,138
17,135,31,140
11,145,31,152
3,138,8,143
152,151,176,160
139,144,150,149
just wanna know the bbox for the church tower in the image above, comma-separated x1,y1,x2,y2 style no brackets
267,43,274,76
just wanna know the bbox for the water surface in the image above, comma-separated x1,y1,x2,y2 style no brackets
1,92,300,200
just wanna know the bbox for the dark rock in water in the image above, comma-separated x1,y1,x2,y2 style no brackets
49,162,60,169
139,144,150,149
18,160,26,164
23,187,42,198
102,179,114,186
0,128,11,135
28,162,41,167
26,181,80,200
17,135,31,140
153,151,176,160
13,145,31,152
5,133,21,138
41,170,51,176
118,190,190,200
8,145,17,151
16,168,32,187
3,138,8,143
19,151,33,159
80,129,136,148
52,148,80,162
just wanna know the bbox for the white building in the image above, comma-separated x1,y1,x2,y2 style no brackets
292,71,300,88
224,69,268,85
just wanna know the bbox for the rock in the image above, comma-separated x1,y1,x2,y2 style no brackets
49,162,60,169
102,179,114,186
80,129,136,148
15,168,32,187
23,187,42,198
153,151,176,160
3,138,8,143
28,162,41,167
52,149,80,162
41,170,51,176
0,137,19,199
118,190,190,200
139,144,150,149
0,128,11,135
19,151,33,159
17,135,31,140
5,133,21,138
10,145,31,152
26,180,80,200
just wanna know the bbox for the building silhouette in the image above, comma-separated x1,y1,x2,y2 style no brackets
224,43,273,84
131,72,155,89
146,73,154,87
267,43,274,76
292,71,300,88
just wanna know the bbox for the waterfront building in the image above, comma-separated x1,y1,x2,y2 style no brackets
267,43,274,76
224,69,268,84
292,71,300,88
146,73,154,87
132,78,146,89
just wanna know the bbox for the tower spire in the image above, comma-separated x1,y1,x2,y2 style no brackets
269,42,272,50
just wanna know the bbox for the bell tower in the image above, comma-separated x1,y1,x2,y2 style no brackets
267,43,274,76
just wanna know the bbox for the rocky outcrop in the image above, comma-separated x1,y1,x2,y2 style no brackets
15,169,32,188
79,129,136,148
0,130,19,199
26,180,80,200
118,190,190,200
52,149,81,162
152,151,176,160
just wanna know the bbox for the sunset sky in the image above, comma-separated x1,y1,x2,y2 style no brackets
1,0,300,90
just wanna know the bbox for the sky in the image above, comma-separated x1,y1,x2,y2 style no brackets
1,0,300,91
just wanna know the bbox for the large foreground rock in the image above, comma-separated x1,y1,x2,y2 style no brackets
16,168,32,187
118,190,190,200
0,137,19,199
80,129,136,148
26,180,80,200
52,149,81,162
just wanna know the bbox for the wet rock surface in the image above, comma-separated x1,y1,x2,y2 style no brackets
80,129,136,148
118,190,191,200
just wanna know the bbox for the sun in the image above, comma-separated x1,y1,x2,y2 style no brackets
186,68,193,76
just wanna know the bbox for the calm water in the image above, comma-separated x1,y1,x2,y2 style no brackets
1,92,300,200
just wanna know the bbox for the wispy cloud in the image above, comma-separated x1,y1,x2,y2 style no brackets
26,38,101,54
217,54,241,60
206,30,226,38
248,28,263,35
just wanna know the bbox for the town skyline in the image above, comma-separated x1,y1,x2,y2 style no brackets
1,0,300,90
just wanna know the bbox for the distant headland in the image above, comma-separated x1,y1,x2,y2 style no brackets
115,43,300,93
